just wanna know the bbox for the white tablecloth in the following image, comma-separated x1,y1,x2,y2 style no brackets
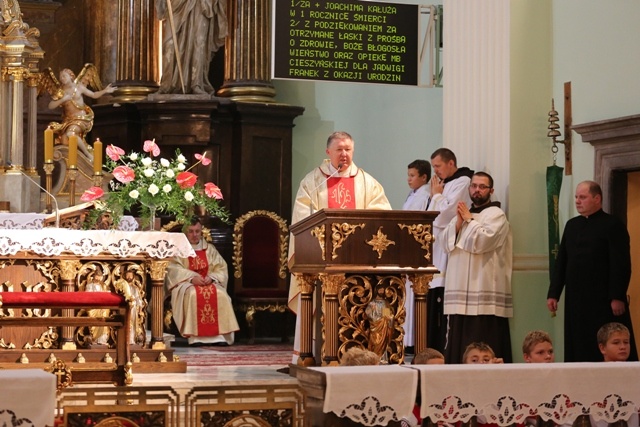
0,228,194,258
0,369,56,427
411,362,640,426
0,213,139,231
310,365,418,426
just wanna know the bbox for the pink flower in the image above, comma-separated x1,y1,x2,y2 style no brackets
204,182,223,199
106,145,125,161
143,139,160,157
113,165,135,183
176,171,197,189
195,153,212,166
80,186,104,202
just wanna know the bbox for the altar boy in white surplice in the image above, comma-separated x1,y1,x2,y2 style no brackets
402,159,431,354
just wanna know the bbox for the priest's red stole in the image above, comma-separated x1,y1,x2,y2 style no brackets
189,250,219,336
327,177,355,209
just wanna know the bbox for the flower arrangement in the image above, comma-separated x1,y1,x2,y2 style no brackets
81,139,230,229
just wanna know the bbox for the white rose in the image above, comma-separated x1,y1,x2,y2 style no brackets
129,153,138,161
144,168,154,177
142,157,153,166
129,189,139,199
160,158,170,167
184,191,194,202
177,154,186,163
163,184,172,193
148,184,159,196
165,169,175,178
177,163,185,171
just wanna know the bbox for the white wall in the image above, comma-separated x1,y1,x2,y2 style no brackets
273,0,444,210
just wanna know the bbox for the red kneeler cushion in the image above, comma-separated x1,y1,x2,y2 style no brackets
0,291,125,308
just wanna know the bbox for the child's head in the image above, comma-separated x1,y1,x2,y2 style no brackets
462,342,495,364
597,322,631,362
412,348,445,365
407,159,431,190
340,347,381,366
522,330,555,363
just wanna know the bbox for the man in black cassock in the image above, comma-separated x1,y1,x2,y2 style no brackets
547,180,638,362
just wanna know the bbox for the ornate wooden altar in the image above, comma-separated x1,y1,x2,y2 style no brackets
0,229,193,373
289,209,439,366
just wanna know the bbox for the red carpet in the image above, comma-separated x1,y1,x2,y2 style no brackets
178,343,293,367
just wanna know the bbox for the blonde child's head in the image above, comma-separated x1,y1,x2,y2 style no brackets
412,348,445,365
597,322,631,362
522,330,555,363
340,347,381,366
462,342,498,364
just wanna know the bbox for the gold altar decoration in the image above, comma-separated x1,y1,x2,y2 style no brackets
337,275,406,365
311,225,326,260
290,209,439,365
330,222,365,260
399,223,435,262
38,64,115,156
366,227,396,259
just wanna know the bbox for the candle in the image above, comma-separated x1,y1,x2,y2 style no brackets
68,135,78,167
93,139,103,173
44,128,54,161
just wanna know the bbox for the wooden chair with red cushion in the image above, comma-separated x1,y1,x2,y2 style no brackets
232,210,290,344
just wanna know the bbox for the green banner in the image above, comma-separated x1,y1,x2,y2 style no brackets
546,165,563,279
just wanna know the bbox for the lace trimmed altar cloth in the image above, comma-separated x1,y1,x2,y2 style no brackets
310,365,418,426
0,229,194,258
413,362,640,426
0,213,139,231
0,369,56,427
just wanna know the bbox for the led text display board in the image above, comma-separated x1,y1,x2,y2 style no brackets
272,0,420,86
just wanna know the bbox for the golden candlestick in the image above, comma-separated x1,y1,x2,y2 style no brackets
43,160,54,214
92,171,104,188
68,165,78,206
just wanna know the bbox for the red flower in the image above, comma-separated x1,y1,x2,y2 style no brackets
113,165,135,183
204,182,223,199
143,139,160,157
106,145,125,161
176,171,197,189
80,186,104,202
204,182,222,200
195,153,212,166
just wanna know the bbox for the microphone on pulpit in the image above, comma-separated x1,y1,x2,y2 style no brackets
8,162,60,228
309,163,343,215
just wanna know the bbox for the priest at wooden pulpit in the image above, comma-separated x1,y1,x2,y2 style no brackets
287,131,392,364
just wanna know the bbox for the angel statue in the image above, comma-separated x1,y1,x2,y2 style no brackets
38,64,116,158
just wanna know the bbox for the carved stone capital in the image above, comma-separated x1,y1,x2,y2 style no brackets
407,273,434,295
58,260,82,281
319,273,345,295
147,260,168,281
293,273,317,295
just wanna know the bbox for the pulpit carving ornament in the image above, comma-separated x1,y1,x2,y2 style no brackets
408,274,434,295
366,227,395,259
399,223,434,262
337,275,406,364
311,225,326,260
330,222,365,260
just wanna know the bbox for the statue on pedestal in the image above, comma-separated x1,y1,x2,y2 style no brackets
38,64,116,158
155,0,227,94
365,287,394,363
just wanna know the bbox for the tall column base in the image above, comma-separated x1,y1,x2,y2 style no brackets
0,171,42,213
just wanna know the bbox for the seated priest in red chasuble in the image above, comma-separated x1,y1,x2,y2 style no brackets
287,131,392,362
166,216,239,346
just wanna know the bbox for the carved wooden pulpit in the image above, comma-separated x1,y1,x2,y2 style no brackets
289,209,439,366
